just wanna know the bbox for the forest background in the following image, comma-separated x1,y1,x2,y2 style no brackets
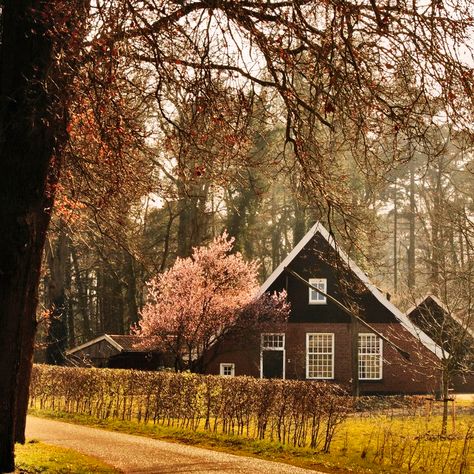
41,67,474,363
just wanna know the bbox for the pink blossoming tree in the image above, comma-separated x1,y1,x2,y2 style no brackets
134,232,289,372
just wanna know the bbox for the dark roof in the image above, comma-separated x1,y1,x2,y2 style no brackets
107,335,163,352
406,295,474,339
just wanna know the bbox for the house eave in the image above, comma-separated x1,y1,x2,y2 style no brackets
66,334,124,355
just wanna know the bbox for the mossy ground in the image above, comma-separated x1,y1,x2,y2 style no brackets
15,439,118,474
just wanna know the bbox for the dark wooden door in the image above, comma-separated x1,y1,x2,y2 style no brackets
262,350,284,379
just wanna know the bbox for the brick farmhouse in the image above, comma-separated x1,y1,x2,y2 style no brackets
206,222,444,395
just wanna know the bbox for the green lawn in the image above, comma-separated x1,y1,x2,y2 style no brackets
15,440,118,474
30,407,474,473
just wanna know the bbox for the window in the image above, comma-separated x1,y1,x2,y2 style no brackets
220,363,235,376
309,278,327,304
358,334,382,380
306,333,334,379
261,333,285,349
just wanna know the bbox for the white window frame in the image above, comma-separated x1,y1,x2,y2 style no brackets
308,278,327,304
260,333,285,379
358,333,383,380
306,333,334,380
260,333,285,350
219,363,235,377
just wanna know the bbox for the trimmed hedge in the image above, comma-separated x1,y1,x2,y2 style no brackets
30,364,352,452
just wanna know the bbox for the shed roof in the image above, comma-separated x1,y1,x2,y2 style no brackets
406,294,474,339
66,334,163,355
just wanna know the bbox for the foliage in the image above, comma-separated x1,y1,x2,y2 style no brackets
133,233,289,371
30,365,474,473
30,364,350,453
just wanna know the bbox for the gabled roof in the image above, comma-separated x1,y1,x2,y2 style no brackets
407,294,474,340
259,221,444,358
66,334,162,355
405,294,449,318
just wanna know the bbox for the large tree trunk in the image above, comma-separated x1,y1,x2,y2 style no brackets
0,2,87,470
0,7,57,471
14,313,38,445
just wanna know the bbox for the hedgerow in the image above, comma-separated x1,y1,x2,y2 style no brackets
30,364,352,452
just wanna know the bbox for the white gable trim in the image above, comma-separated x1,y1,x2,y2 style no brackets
259,222,320,295
259,222,444,358
66,334,124,355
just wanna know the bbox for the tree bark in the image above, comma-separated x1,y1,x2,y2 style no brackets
430,163,443,294
407,161,416,289
124,251,139,327
71,243,92,341
13,267,40,445
441,367,451,436
393,178,398,293
0,2,88,470
293,198,306,247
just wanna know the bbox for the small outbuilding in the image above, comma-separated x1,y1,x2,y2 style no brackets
66,334,166,370
406,295,474,393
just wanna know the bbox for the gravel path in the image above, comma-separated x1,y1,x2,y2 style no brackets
26,416,323,474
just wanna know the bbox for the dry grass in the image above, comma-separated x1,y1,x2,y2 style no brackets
15,439,118,473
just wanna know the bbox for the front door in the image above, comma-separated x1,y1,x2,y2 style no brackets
262,350,284,378
260,333,285,379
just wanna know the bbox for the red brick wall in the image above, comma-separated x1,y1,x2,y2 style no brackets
206,322,441,395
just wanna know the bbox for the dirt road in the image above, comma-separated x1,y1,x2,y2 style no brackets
26,416,323,474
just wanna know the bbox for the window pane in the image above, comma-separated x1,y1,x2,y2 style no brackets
307,333,334,379
220,363,235,376
358,334,382,380
261,333,285,349
309,278,327,304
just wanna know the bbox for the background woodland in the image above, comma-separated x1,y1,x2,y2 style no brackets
39,92,474,362
27,1,474,364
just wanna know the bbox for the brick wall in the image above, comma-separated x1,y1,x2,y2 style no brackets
206,321,441,395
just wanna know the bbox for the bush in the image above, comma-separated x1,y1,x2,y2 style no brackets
30,364,352,452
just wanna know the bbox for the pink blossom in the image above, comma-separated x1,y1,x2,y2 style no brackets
134,232,289,371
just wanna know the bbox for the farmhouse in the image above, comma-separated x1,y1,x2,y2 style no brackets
406,295,474,392
66,334,166,370
207,222,443,395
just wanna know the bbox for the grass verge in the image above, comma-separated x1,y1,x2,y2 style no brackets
29,407,474,473
15,439,118,473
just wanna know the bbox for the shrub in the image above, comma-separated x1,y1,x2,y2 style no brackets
30,364,352,452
